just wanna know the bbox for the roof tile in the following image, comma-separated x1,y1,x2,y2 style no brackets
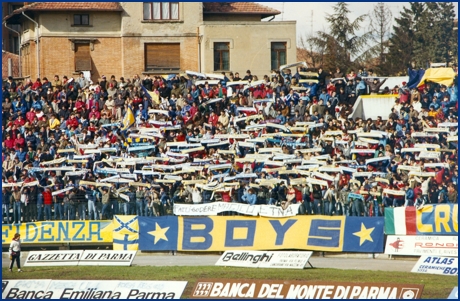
203,2,280,16
29,2,122,11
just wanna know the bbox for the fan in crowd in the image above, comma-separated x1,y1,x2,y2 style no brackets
1,65,458,223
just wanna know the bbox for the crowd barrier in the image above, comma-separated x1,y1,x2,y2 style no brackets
3,215,384,253
4,205,456,254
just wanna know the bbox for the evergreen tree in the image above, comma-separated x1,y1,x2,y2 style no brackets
311,2,371,72
386,2,457,74
385,2,425,75
430,2,457,65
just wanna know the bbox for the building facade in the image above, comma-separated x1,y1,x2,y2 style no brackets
3,2,296,82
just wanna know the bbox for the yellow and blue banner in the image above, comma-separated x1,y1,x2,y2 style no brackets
136,216,384,253
2,221,113,244
112,215,139,250
121,106,135,131
384,204,457,235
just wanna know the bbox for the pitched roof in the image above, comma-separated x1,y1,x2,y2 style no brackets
4,2,122,21
203,2,280,17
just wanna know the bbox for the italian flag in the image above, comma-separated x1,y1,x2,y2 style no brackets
384,207,417,235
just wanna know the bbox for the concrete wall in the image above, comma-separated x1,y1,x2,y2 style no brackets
199,21,296,77
203,14,262,22
38,12,121,37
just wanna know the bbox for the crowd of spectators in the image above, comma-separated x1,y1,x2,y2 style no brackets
2,65,458,224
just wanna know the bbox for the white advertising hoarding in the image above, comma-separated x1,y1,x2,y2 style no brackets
385,236,458,257
215,251,313,269
411,256,458,276
24,250,136,267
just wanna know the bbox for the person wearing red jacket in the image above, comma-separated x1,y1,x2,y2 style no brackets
189,102,198,118
4,134,15,150
43,188,53,221
74,98,85,113
86,97,99,111
31,78,42,91
13,115,25,127
67,115,79,128
26,109,36,124
434,167,445,185
208,111,219,128
14,133,25,150
88,107,100,120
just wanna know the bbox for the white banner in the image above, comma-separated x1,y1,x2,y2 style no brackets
215,251,313,269
173,202,301,218
385,236,458,257
24,250,84,267
2,279,53,299
411,256,458,276
419,151,440,160
24,250,136,267
43,280,187,299
78,250,136,266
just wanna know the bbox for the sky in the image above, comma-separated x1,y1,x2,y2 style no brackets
257,2,458,42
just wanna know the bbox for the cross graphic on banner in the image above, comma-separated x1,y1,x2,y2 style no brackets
113,234,135,250
113,215,138,233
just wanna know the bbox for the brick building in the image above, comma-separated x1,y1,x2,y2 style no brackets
3,2,296,82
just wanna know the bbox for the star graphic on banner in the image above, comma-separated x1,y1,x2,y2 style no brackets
148,223,170,244
353,223,375,246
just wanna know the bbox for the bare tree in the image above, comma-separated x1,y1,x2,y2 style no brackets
298,33,326,68
360,2,393,74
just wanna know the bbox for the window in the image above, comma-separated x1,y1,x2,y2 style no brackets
214,42,230,71
74,14,89,26
271,42,287,70
74,43,92,71
145,43,180,71
143,2,179,20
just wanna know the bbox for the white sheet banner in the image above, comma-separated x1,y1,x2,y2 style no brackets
24,250,137,267
215,251,313,269
78,250,136,266
411,256,458,276
2,279,53,299
24,250,84,266
173,202,301,217
43,280,187,299
385,235,458,257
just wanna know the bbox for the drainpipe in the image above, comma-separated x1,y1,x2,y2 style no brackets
197,27,203,73
22,12,40,78
3,21,22,77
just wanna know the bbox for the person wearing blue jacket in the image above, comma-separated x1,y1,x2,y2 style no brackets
242,189,257,205
85,186,98,220
355,77,367,96
404,183,414,207
16,147,27,162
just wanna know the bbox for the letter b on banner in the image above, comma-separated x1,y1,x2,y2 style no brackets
182,218,213,250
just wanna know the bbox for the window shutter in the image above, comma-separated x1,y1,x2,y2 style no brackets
145,43,180,71
74,43,91,71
